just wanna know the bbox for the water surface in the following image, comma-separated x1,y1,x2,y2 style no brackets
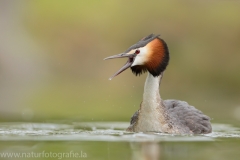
0,122,240,160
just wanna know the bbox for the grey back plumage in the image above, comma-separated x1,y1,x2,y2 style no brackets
164,99,212,134
128,99,212,134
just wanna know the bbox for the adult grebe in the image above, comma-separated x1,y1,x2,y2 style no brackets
104,34,212,134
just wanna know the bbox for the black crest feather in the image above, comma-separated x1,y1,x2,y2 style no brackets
125,34,160,53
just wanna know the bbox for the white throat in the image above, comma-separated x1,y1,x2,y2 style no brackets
135,72,167,132
142,72,162,111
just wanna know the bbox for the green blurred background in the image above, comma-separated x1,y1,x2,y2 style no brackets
0,0,239,126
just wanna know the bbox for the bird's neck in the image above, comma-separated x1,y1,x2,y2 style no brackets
135,72,167,132
142,72,163,111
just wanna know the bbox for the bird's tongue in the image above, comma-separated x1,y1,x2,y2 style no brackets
109,58,134,80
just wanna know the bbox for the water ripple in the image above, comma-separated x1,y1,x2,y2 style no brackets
0,122,239,142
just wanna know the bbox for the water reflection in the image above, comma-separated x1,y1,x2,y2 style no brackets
131,142,160,160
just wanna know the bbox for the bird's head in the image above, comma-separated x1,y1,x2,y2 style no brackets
104,34,169,80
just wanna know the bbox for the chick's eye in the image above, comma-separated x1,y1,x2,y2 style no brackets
135,49,140,54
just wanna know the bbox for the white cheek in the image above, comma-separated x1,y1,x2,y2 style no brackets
131,47,148,66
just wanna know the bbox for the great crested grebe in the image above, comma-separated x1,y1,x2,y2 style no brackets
104,34,212,134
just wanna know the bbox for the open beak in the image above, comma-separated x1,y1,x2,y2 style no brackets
104,53,135,80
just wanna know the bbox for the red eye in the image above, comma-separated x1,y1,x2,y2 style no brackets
135,49,140,54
